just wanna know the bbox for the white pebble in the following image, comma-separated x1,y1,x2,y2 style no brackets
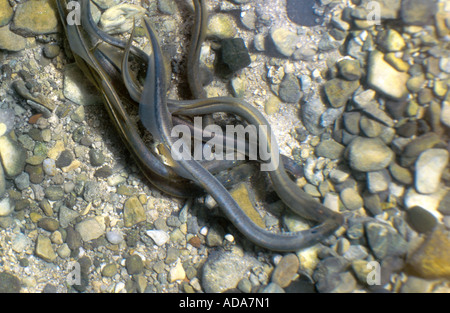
200,226,209,236
224,234,234,242
106,230,124,245
145,229,170,246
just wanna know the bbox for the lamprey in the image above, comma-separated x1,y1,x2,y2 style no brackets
57,0,344,251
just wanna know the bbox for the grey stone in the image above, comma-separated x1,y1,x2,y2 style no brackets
202,251,263,293
0,272,21,293
59,206,80,228
75,218,105,242
0,135,26,177
35,234,57,262
278,74,302,103
347,137,394,172
415,149,448,194
365,221,408,259
401,0,437,25
270,28,299,57
0,197,13,217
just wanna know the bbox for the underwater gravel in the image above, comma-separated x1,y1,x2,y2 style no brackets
0,0,449,294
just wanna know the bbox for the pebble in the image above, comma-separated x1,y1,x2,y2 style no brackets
145,229,170,246
123,196,146,227
367,169,390,193
400,276,435,293
101,263,118,277
11,233,31,253
43,44,60,59
301,97,326,136
75,217,106,242
0,198,13,217
202,251,263,293
315,139,345,160
367,50,410,100
0,0,13,27
407,226,450,278
324,78,360,108
286,0,323,27
37,218,60,232
55,150,74,169
347,137,394,172
207,13,237,39
340,188,363,211
59,206,80,228
278,74,302,103
12,0,58,36
404,187,447,214
414,149,448,194
105,230,124,245
365,221,408,260
218,38,251,77
0,25,27,51
270,28,299,57
406,206,438,234
89,149,106,167
316,271,357,293
0,135,26,177
63,63,102,106
337,59,362,81
126,254,144,275
14,172,30,191
169,260,186,283
35,234,57,262
0,109,14,137
0,272,21,293
259,283,285,293
271,254,299,288
100,4,146,34
401,0,437,26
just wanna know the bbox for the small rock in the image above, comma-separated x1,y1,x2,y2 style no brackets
89,149,106,167
407,226,450,278
75,217,106,242
401,0,437,25
367,50,410,100
340,188,363,211
14,172,30,191
43,44,60,59
126,254,144,275
278,74,302,103
101,263,117,277
63,63,102,106
123,196,146,227
218,38,251,77
316,271,357,293
337,59,362,81
0,135,26,177
404,187,447,214
37,218,59,232
270,28,299,57
145,229,170,246
12,233,31,253
0,25,27,51
400,276,435,293
0,272,21,293
376,29,406,52
271,254,300,288
44,186,64,201
0,0,13,27
106,230,124,245
12,0,58,36
415,149,448,194
59,206,80,228
406,206,438,234
366,221,408,260
202,251,263,293
315,139,345,160
0,198,13,217
35,234,57,262
347,137,394,172
56,150,74,168
169,260,186,283
324,78,360,108
367,169,390,193
207,13,237,39
259,282,285,293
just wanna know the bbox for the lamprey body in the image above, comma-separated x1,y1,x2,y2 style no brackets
57,0,344,251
